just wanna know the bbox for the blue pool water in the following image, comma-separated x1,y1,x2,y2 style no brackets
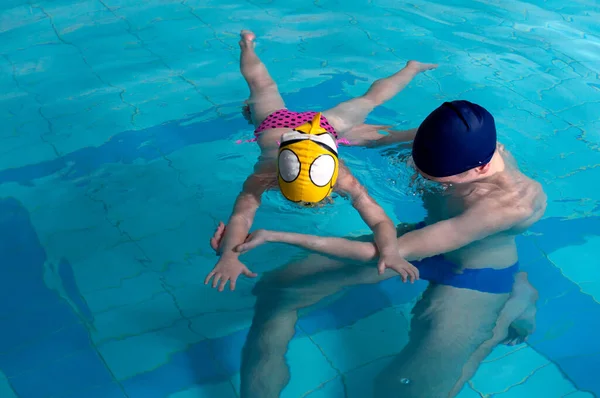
1,0,599,397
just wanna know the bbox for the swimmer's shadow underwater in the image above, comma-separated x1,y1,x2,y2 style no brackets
228,236,538,397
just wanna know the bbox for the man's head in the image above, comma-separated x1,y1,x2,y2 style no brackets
277,113,339,204
412,100,498,184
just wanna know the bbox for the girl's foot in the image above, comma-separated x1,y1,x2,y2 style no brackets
239,30,256,50
406,60,438,73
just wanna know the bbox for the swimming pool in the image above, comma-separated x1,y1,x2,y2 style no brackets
1,0,599,397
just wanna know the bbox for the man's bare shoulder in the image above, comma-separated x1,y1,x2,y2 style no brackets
466,168,546,232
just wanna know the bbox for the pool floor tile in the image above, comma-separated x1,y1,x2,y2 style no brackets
555,354,600,396
59,382,128,398
0,298,79,354
90,291,182,343
168,381,238,398
9,348,114,398
97,318,206,380
310,307,410,373
304,376,345,397
68,242,149,294
134,221,214,268
455,384,484,398
0,374,17,398
344,357,394,398
169,284,254,318
493,362,578,397
280,336,339,398
470,347,549,395
190,309,255,339
564,392,596,398
83,270,167,314
548,235,600,301
120,339,229,398
0,322,92,377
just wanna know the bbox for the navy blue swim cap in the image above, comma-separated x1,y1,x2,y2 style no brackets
412,100,497,178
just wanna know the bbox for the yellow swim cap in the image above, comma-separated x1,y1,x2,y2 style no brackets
277,113,339,203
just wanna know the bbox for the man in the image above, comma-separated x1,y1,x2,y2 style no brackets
213,100,545,397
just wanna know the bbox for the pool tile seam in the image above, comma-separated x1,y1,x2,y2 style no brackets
466,381,485,398
86,289,168,321
146,142,205,203
480,344,528,364
2,373,19,398
5,345,125,397
461,47,599,154
490,362,551,396
341,351,398,377
524,237,600,395
241,0,282,20
2,53,62,158
96,0,227,118
531,237,600,306
31,4,141,127
317,5,450,99
524,337,596,397
76,268,151,297
299,374,342,398
301,329,349,396
555,164,600,180
179,1,237,55
84,184,238,389
92,285,237,389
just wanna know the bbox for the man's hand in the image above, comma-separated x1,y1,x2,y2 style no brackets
235,229,273,253
377,249,419,283
204,254,257,291
211,221,273,253
337,124,390,146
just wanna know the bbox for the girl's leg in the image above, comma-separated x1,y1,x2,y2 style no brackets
323,61,438,135
240,30,285,127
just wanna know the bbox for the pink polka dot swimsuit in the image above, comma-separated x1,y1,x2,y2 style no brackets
255,109,338,138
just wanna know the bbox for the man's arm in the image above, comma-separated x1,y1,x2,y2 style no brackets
395,200,529,260
339,125,416,148
242,230,378,261
239,199,529,262
365,128,416,148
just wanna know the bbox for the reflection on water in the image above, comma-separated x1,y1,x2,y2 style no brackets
383,148,448,196
239,241,538,397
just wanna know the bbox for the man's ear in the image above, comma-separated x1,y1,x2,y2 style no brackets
475,162,491,174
